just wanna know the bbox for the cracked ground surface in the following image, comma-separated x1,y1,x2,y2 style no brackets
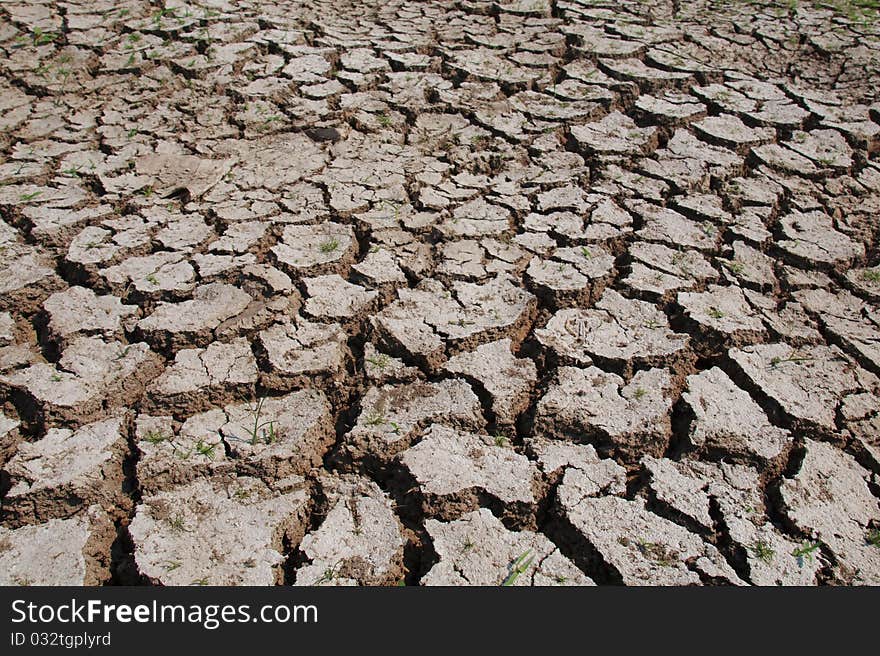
0,0,879,586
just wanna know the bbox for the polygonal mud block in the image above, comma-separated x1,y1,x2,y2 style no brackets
0,337,162,428
536,290,690,375
145,337,258,413
423,509,593,586
780,439,880,585
398,423,540,527
2,416,130,526
0,505,115,585
535,366,676,461
555,494,745,586
344,379,485,462
293,475,404,586
135,389,335,492
130,475,311,586
442,339,536,428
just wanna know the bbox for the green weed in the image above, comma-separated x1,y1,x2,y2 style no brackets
791,540,820,567
749,539,775,565
319,237,340,253
501,550,534,586
245,397,279,445
194,439,216,458
142,430,168,445
366,353,390,370
364,410,385,427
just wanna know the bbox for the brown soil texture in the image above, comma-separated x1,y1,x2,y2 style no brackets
1,0,879,586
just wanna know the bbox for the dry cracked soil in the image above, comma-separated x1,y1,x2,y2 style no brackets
0,0,879,587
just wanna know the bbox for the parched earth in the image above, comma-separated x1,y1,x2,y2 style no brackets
0,0,879,587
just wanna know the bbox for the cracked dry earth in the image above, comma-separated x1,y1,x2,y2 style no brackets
0,0,879,588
